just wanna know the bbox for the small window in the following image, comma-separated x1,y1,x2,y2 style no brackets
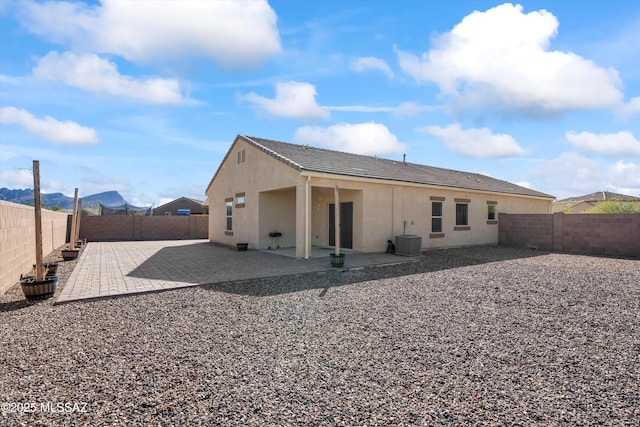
235,192,246,208
456,203,468,226
237,149,246,164
225,199,233,231
487,201,498,224
164,212,171,216
487,204,496,220
431,201,442,233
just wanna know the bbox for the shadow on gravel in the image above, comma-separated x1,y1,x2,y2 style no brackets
0,299,37,313
198,246,549,297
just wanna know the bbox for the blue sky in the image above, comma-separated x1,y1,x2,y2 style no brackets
1,0,639,206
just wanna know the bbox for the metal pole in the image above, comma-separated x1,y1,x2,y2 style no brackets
334,184,340,256
74,199,82,244
33,160,43,281
69,188,78,249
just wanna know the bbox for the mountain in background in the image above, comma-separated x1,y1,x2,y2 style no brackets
0,188,128,210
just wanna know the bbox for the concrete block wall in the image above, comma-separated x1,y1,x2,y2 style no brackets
0,201,69,296
562,214,640,256
499,212,640,257
79,215,208,241
498,213,553,250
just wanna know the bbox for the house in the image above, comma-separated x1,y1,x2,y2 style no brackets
152,197,208,216
553,191,640,213
205,135,554,258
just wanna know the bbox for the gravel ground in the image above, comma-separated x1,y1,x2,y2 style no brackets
1,245,638,426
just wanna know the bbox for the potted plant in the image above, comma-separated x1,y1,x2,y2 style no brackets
330,252,345,267
62,248,80,260
20,160,58,300
62,188,82,261
21,265,58,300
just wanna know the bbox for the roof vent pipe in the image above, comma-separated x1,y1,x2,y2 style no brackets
403,154,406,165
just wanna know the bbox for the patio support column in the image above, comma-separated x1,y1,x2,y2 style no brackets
304,176,311,259
295,179,308,258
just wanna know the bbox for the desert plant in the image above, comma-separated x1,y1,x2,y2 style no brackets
584,200,640,214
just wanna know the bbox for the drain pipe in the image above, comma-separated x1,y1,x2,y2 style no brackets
305,175,311,259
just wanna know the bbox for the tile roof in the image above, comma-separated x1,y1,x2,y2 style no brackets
241,135,554,199
556,191,640,203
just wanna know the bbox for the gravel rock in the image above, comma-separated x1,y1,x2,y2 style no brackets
1,245,638,426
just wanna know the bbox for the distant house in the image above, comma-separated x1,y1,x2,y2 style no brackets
153,197,207,216
553,191,640,213
205,135,554,258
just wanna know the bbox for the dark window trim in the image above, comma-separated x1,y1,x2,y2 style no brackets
455,202,469,227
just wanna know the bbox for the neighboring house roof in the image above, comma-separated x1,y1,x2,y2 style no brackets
556,191,640,203
154,197,205,211
208,135,554,199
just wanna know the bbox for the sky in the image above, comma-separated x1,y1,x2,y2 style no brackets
1,0,639,207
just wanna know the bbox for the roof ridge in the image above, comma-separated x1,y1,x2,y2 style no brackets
241,135,303,171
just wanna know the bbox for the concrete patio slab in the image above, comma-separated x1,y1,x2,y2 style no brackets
56,240,418,303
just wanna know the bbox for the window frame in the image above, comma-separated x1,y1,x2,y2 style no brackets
429,196,445,238
487,201,498,224
225,198,233,235
235,192,246,208
454,198,470,230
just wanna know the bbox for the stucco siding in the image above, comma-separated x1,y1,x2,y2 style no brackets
207,136,552,256
207,138,301,249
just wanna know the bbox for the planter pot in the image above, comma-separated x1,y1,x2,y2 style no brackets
20,276,58,300
62,249,80,261
236,243,249,251
45,262,59,275
330,253,346,268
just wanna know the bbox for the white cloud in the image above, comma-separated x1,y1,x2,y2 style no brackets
531,153,640,198
609,161,640,193
243,81,330,121
0,169,34,188
33,51,185,104
420,123,526,158
351,56,394,79
325,105,395,113
0,106,98,144
18,0,281,68
565,130,640,156
392,102,433,117
617,96,640,116
324,101,436,116
396,3,622,116
295,122,406,156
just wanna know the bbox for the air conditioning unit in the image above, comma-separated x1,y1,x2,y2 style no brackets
395,235,422,256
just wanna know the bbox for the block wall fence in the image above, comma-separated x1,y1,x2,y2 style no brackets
76,215,208,242
0,201,69,296
499,213,640,257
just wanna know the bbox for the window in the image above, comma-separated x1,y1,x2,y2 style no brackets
487,201,498,224
455,203,468,227
235,192,245,208
237,149,246,164
431,201,443,233
488,205,496,220
225,198,233,234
